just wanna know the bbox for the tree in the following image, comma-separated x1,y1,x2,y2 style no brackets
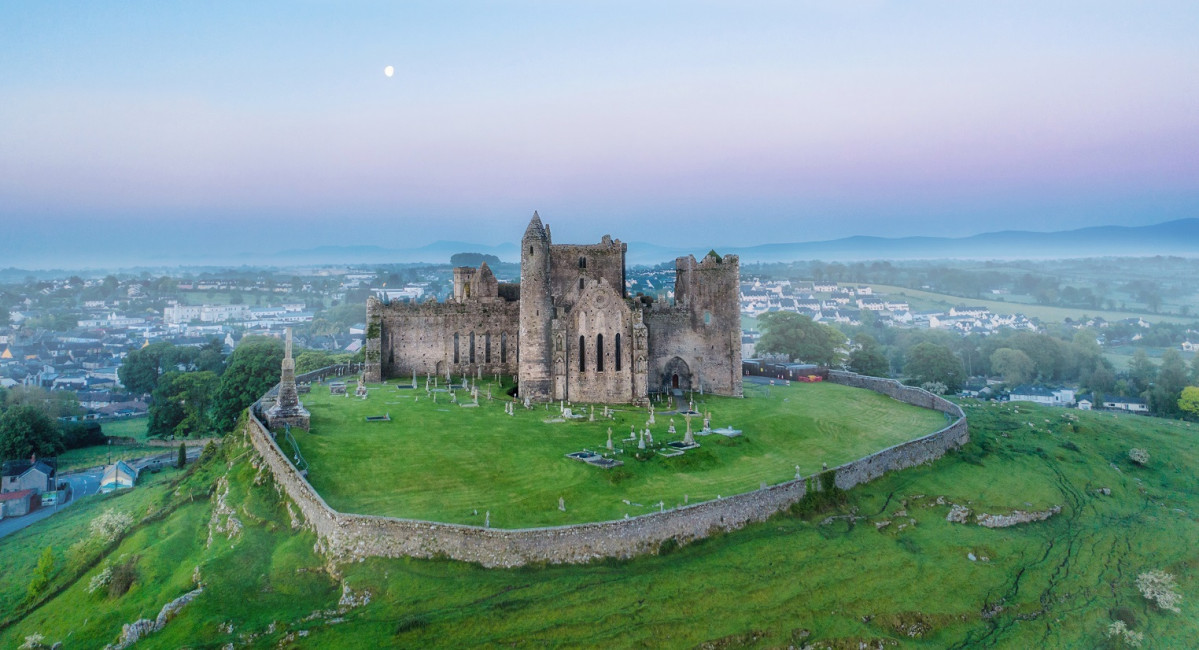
755,312,846,366
118,341,175,395
905,342,965,393
1150,349,1190,417
0,405,63,460
847,334,890,377
990,348,1035,386
212,336,284,433
1179,386,1199,418
147,371,219,439
26,546,54,601
177,442,187,469
1128,348,1157,395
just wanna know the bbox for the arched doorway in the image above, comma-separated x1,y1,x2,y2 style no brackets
662,357,692,392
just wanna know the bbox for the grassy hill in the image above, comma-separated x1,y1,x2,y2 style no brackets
1,404,1195,648
289,380,946,527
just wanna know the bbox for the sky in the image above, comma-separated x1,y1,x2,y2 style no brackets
1,1,1197,268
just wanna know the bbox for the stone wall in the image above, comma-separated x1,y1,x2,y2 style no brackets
246,370,966,568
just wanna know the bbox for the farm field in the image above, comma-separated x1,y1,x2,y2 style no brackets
1,401,1194,648
100,417,149,439
863,283,1196,325
288,379,948,527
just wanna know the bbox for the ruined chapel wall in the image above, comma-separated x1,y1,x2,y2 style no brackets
377,300,519,378
643,254,742,397
248,371,966,568
548,241,626,309
563,282,635,403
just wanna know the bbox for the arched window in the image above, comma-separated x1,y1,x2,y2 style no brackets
469,332,476,363
485,332,491,363
704,311,711,325
501,332,508,363
596,334,604,372
615,333,622,371
453,332,460,364
578,335,586,372
529,245,534,255
579,256,586,269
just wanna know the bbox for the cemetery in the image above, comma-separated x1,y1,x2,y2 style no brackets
280,374,948,528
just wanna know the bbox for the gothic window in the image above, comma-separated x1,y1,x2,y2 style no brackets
485,332,491,363
615,333,622,371
596,334,604,372
469,332,476,363
579,256,586,269
453,332,460,364
704,311,712,325
578,335,586,372
501,332,508,363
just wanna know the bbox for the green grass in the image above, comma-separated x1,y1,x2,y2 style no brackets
287,379,947,527
2,404,1196,649
101,417,149,440
864,283,1198,325
56,443,163,473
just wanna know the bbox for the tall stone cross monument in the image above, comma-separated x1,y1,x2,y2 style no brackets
266,327,311,430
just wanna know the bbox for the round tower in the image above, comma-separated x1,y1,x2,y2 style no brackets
519,211,553,400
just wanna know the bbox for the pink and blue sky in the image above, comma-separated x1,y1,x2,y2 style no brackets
2,1,1197,267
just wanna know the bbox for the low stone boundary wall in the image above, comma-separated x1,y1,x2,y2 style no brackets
245,371,967,568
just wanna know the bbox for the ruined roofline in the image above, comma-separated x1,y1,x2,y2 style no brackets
676,251,738,269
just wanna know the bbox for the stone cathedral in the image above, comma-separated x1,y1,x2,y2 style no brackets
364,212,742,405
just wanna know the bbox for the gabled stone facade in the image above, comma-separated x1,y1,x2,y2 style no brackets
365,212,742,404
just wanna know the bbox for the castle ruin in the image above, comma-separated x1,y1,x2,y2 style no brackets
364,212,742,404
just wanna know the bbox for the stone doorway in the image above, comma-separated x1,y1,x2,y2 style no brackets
662,356,692,392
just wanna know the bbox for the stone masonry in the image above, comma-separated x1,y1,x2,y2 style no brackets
365,212,743,405
265,327,310,430
247,370,967,568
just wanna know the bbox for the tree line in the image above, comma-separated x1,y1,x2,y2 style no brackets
754,311,1199,418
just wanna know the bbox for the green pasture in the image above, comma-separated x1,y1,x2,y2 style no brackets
286,379,947,527
2,399,1195,648
101,417,149,440
864,283,1197,325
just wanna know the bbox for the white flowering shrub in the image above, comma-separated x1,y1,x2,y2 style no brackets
1106,621,1143,648
1127,448,1149,466
86,566,113,594
89,509,134,543
1136,570,1181,613
19,633,46,649
920,381,947,395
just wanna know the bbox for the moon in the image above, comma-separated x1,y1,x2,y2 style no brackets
384,65,394,78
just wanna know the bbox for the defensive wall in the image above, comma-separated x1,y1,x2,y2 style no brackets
245,368,967,568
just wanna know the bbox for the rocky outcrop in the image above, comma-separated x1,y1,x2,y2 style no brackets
104,587,203,650
976,506,1061,528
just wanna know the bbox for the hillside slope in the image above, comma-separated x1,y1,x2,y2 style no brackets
0,405,1195,648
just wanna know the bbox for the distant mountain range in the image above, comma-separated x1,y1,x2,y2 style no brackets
268,218,1199,267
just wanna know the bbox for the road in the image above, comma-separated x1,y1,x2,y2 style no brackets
0,447,202,540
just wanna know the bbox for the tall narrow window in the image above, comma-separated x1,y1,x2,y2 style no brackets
501,332,508,363
579,256,586,269
469,332,476,363
453,332,460,364
596,334,604,372
578,335,586,372
485,333,491,363
579,277,584,291
615,333,622,371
